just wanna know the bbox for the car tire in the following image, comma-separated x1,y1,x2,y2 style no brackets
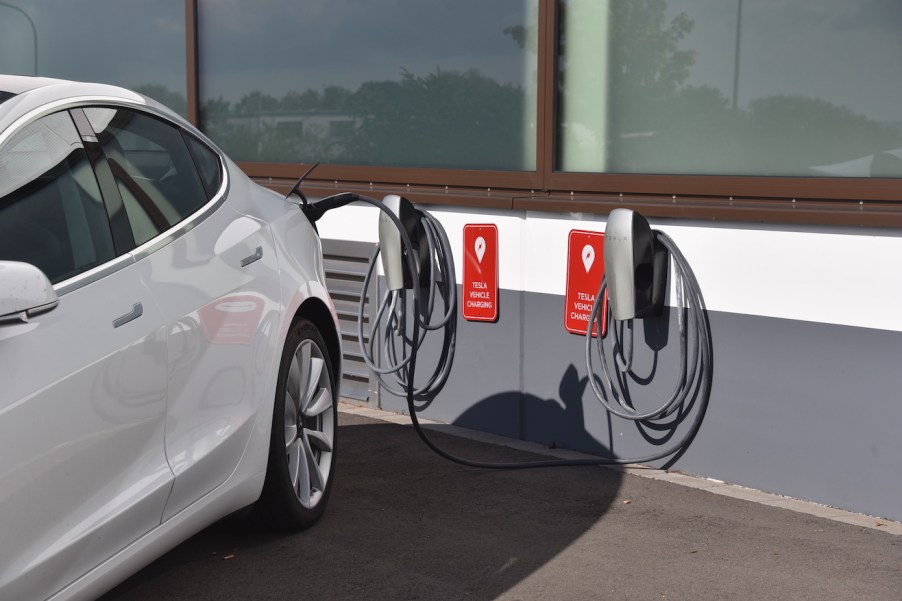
256,318,337,531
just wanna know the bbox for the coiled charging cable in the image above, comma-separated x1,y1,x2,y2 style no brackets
305,192,712,469
587,231,711,423
358,209,457,401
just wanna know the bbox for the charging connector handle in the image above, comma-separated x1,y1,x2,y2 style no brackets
379,195,407,291
604,209,640,321
604,208,667,321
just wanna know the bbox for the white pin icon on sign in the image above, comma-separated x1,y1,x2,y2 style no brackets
475,236,486,263
582,244,595,273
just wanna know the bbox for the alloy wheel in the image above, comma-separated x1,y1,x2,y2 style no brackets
283,338,335,509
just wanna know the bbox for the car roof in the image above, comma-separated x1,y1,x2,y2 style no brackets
0,74,194,144
0,75,147,104
0,74,226,169
0,75,73,96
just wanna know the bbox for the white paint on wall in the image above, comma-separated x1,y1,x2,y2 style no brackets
317,203,902,333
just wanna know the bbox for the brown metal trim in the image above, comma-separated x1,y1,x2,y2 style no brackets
537,0,555,189
239,162,541,191
512,192,902,228
255,173,902,229
546,172,902,203
241,160,902,227
185,0,199,126
242,164,902,206
255,178,516,211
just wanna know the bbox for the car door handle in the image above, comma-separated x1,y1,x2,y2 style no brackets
240,246,264,268
113,302,143,328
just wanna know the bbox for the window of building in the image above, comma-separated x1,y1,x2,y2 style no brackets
17,0,893,226
0,0,188,116
196,0,539,171
0,112,115,283
556,0,902,178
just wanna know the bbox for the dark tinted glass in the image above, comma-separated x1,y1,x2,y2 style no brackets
0,1,187,116
197,0,539,170
86,108,208,247
184,134,223,200
557,0,902,177
0,112,115,283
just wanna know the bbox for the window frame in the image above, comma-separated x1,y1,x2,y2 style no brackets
84,106,218,249
77,102,231,261
183,131,223,200
183,0,902,228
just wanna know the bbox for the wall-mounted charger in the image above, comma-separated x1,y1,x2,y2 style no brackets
378,194,430,290
603,208,667,321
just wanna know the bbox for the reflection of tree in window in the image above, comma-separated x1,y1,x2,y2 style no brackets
132,84,188,118
556,0,902,177
200,67,530,170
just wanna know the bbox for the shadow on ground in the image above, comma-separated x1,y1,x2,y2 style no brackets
101,412,623,600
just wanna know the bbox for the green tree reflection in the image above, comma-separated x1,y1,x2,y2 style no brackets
198,66,530,170
133,84,187,118
146,0,902,179
557,0,902,177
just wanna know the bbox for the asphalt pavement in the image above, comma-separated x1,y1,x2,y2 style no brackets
101,406,901,601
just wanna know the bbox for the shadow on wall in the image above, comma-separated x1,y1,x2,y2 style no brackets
454,364,610,456
452,309,686,460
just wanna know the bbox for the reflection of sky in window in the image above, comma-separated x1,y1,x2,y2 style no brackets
199,0,537,102
667,0,902,123
0,1,185,95
0,112,78,198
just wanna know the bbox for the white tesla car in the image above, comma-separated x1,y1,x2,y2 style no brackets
0,76,341,600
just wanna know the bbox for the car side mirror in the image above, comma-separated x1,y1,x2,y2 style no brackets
0,261,59,324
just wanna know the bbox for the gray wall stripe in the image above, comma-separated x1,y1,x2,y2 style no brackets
379,287,902,522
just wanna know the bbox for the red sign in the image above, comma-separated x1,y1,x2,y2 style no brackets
462,224,498,322
564,230,607,337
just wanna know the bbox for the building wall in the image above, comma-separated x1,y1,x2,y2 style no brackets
5,0,900,522
318,204,902,522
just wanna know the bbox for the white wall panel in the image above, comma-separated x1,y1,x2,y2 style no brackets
318,204,902,332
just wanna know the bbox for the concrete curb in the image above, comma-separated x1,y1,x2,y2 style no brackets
339,401,902,536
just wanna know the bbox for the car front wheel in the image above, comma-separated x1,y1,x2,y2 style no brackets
257,318,337,530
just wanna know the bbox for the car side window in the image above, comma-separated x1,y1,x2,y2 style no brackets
183,133,223,200
0,111,116,284
85,108,209,247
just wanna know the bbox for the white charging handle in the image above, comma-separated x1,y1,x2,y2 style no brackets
604,208,667,322
604,209,638,321
378,194,406,291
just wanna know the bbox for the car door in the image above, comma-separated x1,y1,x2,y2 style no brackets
0,110,172,599
83,107,282,521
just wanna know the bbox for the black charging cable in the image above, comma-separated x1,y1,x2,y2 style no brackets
303,192,712,469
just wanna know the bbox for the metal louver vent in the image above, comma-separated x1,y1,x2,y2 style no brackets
321,238,379,404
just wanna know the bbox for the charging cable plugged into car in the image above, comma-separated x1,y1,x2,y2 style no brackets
297,186,712,470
